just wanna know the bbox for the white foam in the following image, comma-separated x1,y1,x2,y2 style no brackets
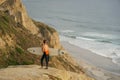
76,36,96,41
81,32,117,39
60,35,120,65
112,57,120,66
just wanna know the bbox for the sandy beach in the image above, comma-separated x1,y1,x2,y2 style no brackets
61,41,120,80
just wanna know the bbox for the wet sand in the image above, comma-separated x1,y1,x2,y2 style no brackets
61,41,120,80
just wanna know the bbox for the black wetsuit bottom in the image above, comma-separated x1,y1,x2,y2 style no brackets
41,52,49,68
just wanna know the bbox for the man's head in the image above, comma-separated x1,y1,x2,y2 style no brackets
43,40,47,44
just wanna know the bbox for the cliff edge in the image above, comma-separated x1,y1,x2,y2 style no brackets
0,65,94,80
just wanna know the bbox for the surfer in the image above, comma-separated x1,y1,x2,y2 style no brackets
41,40,49,69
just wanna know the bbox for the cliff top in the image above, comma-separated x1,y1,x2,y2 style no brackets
0,65,94,80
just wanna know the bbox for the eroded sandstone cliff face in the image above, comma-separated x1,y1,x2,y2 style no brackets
0,0,61,49
0,0,39,34
33,21,61,49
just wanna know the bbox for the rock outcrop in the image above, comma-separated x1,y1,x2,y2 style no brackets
33,21,61,49
0,0,39,34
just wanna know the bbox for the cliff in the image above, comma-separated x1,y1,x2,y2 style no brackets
0,0,94,80
0,10,41,67
0,0,61,67
0,0,61,49
0,0,38,34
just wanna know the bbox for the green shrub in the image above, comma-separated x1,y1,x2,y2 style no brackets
15,47,23,54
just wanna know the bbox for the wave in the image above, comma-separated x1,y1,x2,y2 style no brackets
63,34,76,39
113,57,120,65
61,30,74,33
81,32,117,39
61,33,95,41
61,31,114,44
60,35,120,65
76,36,96,41
96,39,112,43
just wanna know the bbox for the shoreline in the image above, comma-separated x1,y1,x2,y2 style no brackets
61,41,120,80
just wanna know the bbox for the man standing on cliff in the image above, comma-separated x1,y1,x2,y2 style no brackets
41,40,49,69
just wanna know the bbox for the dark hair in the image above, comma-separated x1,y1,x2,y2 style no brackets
43,40,47,44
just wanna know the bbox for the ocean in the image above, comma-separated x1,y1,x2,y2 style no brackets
22,0,120,65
